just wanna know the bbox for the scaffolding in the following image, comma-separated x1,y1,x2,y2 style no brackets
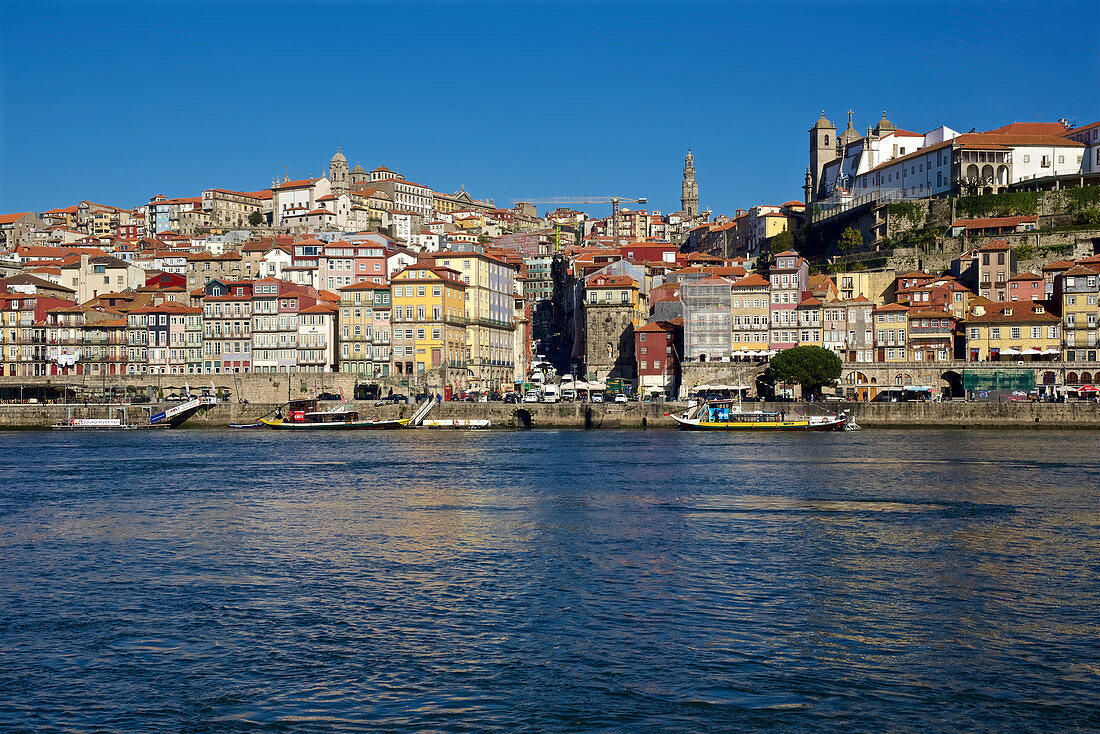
682,278,733,361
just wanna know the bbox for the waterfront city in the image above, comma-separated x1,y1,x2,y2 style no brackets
2,1,1099,731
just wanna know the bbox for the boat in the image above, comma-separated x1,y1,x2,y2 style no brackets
259,399,408,430
52,396,213,430
672,399,849,431
229,422,265,429
52,417,167,431
419,418,492,429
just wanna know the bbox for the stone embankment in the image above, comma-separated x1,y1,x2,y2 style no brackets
2,400,1100,429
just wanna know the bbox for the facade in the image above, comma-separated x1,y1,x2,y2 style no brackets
730,273,771,353
1054,266,1100,361
977,240,1017,302
390,265,467,386
337,282,390,377
427,250,518,391
681,275,732,362
635,320,681,398
768,251,809,349
250,279,319,373
61,254,147,303
272,176,332,226
907,309,959,362
201,280,253,375
583,273,641,381
964,301,1061,362
296,304,337,373
873,303,909,362
201,189,262,229
127,303,203,375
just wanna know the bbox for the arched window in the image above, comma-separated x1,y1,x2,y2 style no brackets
1067,372,1078,385
1082,372,1093,385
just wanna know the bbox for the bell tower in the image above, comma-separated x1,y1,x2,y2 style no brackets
681,150,699,217
809,111,837,202
329,147,349,197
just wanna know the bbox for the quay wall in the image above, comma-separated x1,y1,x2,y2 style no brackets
3,400,1100,429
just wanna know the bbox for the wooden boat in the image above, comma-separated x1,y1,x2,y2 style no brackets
259,399,408,430
672,399,848,431
52,417,167,431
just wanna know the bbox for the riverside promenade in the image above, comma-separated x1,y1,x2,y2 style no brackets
2,400,1100,429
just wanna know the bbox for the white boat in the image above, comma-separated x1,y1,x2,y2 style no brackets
419,418,492,429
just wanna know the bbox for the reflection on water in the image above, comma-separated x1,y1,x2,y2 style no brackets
0,429,1098,732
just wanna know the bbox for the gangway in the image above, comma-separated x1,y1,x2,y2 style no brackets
149,396,215,428
408,399,436,427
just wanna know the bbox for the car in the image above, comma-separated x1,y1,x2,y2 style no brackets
613,393,628,403
131,395,151,404
413,392,432,403
502,392,520,403
522,392,540,403
388,394,409,404
590,393,604,403
317,392,341,401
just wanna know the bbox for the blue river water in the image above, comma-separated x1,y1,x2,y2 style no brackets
1,428,1098,732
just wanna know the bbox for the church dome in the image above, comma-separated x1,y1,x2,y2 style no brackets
813,111,834,130
352,164,365,173
331,147,347,164
875,112,895,133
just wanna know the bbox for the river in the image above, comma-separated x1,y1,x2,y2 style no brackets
1,429,1097,731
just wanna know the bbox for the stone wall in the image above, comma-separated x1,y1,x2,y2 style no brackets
4,399,1100,429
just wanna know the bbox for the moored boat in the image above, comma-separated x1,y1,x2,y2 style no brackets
673,399,848,431
259,399,408,430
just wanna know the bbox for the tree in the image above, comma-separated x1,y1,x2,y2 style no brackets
768,345,842,399
477,233,491,244
248,210,264,227
837,226,863,254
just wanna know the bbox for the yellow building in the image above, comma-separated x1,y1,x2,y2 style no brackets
834,269,897,304
873,303,909,362
337,282,379,375
427,251,517,390
390,264,467,386
1056,265,1099,361
730,273,771,351
963,301,1061,362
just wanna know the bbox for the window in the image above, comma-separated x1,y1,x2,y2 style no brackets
991,327,1001,339
1010,327,1021,340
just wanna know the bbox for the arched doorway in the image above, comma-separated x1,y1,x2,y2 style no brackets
1067,372,1079,385
942,370,963,399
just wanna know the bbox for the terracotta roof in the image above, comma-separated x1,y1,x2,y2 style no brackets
586,274,637,288
988,122,1069,136
1061,265,1100,277
274,177,321,190
874,303,909,312
636,320,678,333
978,239,1011,251
953,215,1037,228
0,212,36,225
966,303,1059,324
1009,271,1043,281
732,273,769,287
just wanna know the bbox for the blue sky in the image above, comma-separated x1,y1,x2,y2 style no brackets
1,0,1097,218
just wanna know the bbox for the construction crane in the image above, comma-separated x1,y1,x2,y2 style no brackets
509,196,648,242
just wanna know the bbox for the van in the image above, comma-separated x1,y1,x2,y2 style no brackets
560,388,576,402
540,384,561,403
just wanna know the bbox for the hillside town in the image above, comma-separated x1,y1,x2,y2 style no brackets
2,112,1100,402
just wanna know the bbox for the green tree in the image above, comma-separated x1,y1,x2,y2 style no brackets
768,345,842,399
837,226,863,254
248,210,264,226
477,233,491,244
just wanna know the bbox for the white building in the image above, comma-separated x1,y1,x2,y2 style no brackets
272,176,332,225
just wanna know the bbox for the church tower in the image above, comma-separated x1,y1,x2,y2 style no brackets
681,150,699,217
809,111,837,202
329,147,349,197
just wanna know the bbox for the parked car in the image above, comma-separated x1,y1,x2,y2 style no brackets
590,393,605,403
523,391,540,403
502,392,520,404
317,392,341,401
413,392,432,403
613,393,628,403
388,394,409,404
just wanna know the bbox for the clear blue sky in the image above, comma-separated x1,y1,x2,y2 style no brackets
2,0,1097,218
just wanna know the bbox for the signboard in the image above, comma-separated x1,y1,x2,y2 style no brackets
70,418,122,427
962,369,1035,392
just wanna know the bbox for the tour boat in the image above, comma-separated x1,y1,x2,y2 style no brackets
259,400,408,430
52,417,167,431
672,399,849,431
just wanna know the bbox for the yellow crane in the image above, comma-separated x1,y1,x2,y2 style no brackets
510,196,648,243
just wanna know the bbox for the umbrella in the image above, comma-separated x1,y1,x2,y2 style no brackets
999,348,1020,355
1020,348,1041,356
1078,385,1099,393
1041,348,1060,355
